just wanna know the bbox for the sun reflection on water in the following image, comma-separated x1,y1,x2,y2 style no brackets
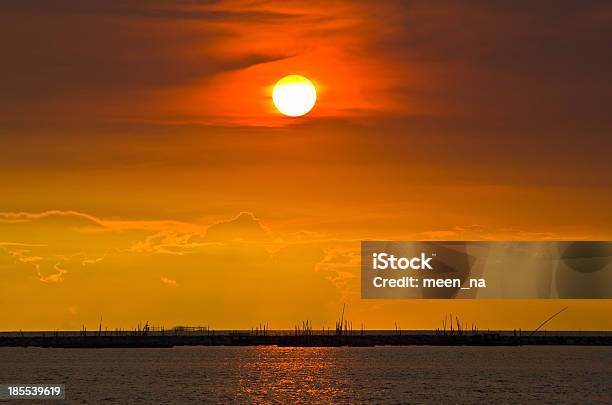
236,347,353,403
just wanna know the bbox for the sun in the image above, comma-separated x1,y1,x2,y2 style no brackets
272,75,317,117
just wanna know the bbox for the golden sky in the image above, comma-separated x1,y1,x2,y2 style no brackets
1,0,611,331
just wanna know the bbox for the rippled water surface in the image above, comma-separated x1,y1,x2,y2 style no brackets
1,346,611,403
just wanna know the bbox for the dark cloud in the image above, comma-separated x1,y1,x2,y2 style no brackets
370,1,612,127
0,19,281,91
4,0,611,130
0,0,300,21
0,0,293,123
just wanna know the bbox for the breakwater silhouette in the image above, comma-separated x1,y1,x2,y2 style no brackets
2,331,611,348
4,307,609,348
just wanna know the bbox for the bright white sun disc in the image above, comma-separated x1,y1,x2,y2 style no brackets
272,75,317,117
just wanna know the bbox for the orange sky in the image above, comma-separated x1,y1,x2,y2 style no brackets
1,0,611,331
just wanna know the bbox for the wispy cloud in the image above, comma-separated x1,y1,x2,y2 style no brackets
160,276,178,287
38,262,68,283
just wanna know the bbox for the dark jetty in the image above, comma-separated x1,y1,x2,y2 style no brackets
2,332,611,348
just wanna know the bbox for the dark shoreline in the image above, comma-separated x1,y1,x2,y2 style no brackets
2,333,612,348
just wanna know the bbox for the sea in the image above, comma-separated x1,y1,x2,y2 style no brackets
1,346,611,403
